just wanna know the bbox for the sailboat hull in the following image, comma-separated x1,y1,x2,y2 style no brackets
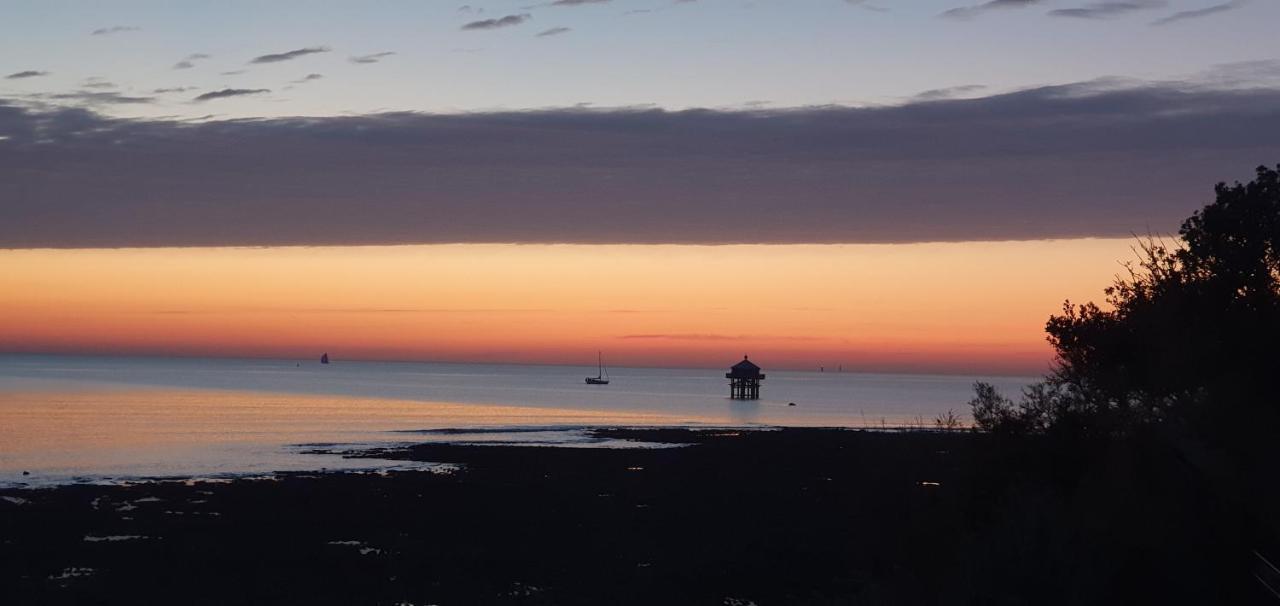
585,378,609,385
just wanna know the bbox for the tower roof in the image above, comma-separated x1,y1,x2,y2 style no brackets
727,355,763,378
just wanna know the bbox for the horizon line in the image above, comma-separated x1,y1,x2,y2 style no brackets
0,349,1045,379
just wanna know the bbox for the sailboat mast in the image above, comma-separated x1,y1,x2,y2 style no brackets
585,351,610,384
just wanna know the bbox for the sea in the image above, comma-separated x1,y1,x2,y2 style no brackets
0,354,1033,488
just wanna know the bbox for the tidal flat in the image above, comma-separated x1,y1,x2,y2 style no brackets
0,428,1250,605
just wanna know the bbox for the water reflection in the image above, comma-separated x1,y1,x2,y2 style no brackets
0,387,701,487
0,354,1035,486
727,399,761,424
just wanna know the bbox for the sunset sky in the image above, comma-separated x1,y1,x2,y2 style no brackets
1,240,1146,374
2,1,1278,374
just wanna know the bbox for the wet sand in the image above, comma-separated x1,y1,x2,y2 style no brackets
0,428,1254,605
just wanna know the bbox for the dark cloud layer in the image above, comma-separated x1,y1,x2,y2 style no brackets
1,78,1278,248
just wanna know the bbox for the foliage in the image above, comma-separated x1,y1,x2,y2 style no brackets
971,165,1280,439
967,383,1018,433
933,408,963,430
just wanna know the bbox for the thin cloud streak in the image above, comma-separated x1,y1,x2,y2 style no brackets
1050,1,1166,19
619,334,822,342
620,333,743,341
143,307,551,315
914,84,987,100
1151,0,1246,25
844,0,889,12
461,14,531,30
91,25,140,36
193,88,269,101
249,47,330,64
941,0,1045,19
44,91,155,105
173,53,211,70
350,52,396,64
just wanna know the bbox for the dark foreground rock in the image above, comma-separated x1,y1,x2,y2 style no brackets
0,428,1267,605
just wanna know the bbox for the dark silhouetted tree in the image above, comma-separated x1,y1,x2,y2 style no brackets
972,165,1280,441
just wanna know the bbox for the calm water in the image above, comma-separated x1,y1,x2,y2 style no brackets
0,354,1033,487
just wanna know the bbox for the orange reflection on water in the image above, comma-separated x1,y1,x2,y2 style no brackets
0,386,701,481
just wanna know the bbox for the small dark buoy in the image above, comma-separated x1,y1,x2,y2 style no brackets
788,402,796,407
22,471,30,476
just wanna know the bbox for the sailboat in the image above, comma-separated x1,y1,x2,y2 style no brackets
585,352,609,385
320,353,330,364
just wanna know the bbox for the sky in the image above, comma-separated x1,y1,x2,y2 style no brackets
1,0,1278,372
0,241,1138,374
1,0,1278,117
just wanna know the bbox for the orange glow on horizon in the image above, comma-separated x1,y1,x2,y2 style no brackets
0,242,1137,374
